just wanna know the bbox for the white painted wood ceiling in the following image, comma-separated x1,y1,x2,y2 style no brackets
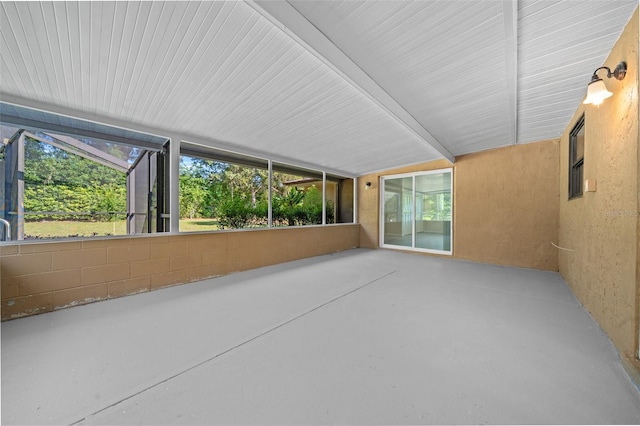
0,1,637,176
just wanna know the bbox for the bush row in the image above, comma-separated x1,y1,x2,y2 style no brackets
24,184,126,221
217,188,334,229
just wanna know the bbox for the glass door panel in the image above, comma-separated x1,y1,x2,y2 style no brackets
381,169,452,255
383,176,413,247
415,172,452,252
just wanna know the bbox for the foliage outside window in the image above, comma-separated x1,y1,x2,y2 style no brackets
7,128,132,239
179,155,269,231
421,191,451,221
1,106,353,241
178,155,338,231
24,135,127,222
271,166,335,227
1,119,167,240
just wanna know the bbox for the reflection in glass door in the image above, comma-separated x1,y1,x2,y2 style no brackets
381,169,452,255
382,176,413,247
415,172,452,251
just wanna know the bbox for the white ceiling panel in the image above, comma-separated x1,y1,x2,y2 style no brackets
1,1,637,175
517,0,638,144
1,1,442,176
289,0,515,155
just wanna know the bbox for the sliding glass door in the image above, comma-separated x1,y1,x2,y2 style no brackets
381,169,452,255
382,176,413,247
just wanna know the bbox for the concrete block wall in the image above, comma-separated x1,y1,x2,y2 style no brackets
0,224,359,320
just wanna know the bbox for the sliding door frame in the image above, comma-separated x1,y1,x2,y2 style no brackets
379,168,453,255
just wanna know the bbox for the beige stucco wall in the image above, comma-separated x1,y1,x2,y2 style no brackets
455,141,560,270
558,8,639,358
0,224,359,320
358,139,560,271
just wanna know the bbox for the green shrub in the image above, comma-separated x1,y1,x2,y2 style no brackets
24,183,126,222
217,197,258,229
273,188,305,226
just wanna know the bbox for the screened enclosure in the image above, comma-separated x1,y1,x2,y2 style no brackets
0,103,169,240
0,103,354,241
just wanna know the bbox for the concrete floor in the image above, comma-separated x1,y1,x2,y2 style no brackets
2,248,640,425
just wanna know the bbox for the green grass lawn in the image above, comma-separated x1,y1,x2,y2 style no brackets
25,220,127,239
24,218,220,239
178,218,220,232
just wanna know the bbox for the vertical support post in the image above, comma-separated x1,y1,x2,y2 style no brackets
16,133,24,240
411,175,416,249
147,152,153,234
2,131,20,240
268,159,273,227
156,146,167,233
169,137,180,233
353,177,358,223
322,171,326,225
126,169,134,234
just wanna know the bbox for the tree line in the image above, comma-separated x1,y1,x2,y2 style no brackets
180,157,334,228
22,136,333,227
23,136,127,221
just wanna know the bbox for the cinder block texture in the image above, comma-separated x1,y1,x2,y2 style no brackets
1,224,359,320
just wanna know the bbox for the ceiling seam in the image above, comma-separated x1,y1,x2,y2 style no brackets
503,0,518,145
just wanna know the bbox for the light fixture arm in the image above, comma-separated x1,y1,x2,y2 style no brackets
583,61,627,106
590,62,627,82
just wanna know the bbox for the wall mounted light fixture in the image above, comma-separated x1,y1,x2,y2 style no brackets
583,61,627,106
365,182,372,189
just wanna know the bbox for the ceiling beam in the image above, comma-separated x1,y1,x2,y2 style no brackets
247,0,455,164
502,0,518,144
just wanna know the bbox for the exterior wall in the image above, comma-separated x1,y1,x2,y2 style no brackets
338,179,354,223
559,8,639,358
0,224,359,320
455,141,559,270
359,140,560,271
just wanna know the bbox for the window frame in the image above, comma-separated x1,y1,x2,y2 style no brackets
568,114,585,200
178,142,354,232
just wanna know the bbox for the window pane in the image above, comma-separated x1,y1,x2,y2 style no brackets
17,130,130,239
177,150,350,231
575,125,584,161
2,111,167,241
272,163,327,227
179,154,269,231
415,172,452,251
383,176,413,247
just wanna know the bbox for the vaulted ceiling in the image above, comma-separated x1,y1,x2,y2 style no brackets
0,1,637,176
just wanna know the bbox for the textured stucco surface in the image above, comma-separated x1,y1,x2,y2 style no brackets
558,8,639,358
455,141,559,270
358,140,559,271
